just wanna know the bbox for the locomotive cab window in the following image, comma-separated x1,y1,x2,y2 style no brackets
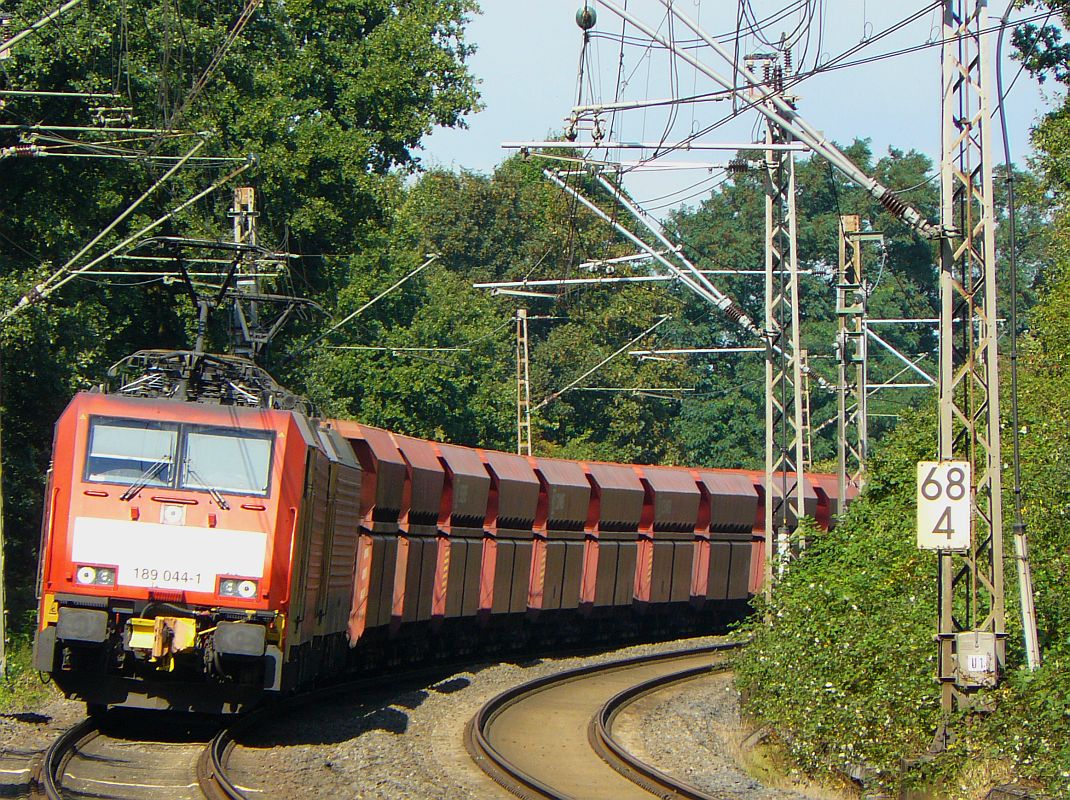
85,419,178,486
84,416,274,497
181,429,273,495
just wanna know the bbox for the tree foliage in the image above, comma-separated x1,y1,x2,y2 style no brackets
0,0,480,618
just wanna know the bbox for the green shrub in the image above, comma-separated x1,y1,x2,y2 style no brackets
735,264,1070,796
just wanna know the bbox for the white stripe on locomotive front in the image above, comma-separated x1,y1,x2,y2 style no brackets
71,517,267,594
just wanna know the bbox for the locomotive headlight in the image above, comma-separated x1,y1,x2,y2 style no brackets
75,566,116,586
76,566,96,585
219,578,258,598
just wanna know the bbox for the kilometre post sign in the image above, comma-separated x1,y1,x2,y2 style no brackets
916,461,971,550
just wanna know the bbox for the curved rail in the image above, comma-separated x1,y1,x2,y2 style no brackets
198,728,243,800
590,661,732,799
466,642,739,800
40,717,99,800
41,715,229,800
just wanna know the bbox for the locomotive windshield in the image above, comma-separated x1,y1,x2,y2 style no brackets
85,420,177,486
84,416,274,496
182,429,273,495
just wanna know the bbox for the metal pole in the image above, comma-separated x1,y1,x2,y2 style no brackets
936,0,1006,717
229,187,259,356
997,1,1041,674
516,309,532,456
836,215,869,503
763,110,807,585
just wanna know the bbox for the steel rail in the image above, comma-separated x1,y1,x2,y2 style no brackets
590,662,733,799
198,730,241,800
466,642,739,800
39,717,99,800
39,638,738,799
40,715,224,800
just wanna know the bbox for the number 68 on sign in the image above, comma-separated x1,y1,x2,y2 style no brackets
916,461,971,550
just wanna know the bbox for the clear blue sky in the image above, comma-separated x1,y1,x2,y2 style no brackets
421,1,1057,211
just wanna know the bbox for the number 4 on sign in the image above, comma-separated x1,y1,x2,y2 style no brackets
917,461,971,551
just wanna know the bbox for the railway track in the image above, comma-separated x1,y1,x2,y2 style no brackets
34,654,474,800
31,639,733,800
37,713,246,800
466,643,739,800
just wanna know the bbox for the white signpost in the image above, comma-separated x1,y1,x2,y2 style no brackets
917,461,971,551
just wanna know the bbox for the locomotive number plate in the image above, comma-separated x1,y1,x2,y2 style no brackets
131,567,203,586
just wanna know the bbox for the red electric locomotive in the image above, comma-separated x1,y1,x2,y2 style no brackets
33,350,843,713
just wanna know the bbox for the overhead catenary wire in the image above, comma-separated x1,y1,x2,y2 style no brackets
545,169,837,394
594,171,766,334
167,0,263,129
2,148,251,322
0,0,85,57
544,169,756,334
533,314,671,411
581,0,957,180
594,0,940,238
282,254,440,363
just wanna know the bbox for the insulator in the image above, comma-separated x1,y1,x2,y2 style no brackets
14,143,35,157
783,50,793,75
576,5,597,30
725,304,747,323
763,63,773,85
774,66,784,92
879,191,908,217
727,157,749,177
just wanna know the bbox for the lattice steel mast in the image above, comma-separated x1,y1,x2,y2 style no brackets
836,215,869,501
936,0,1005,715
516,308,533,456
763,104,807,586
229,187,259,358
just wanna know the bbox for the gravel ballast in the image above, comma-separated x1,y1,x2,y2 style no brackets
612,667,854,800
228,635,846,799
1,636,847,799
0,692,84,796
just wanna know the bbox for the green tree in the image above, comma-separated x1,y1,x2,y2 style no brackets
0,0,481,620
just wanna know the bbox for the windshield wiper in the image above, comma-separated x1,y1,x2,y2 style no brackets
119,458,171,502
184,464,231,510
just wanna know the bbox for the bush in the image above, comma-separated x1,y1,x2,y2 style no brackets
734,265,1070,797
